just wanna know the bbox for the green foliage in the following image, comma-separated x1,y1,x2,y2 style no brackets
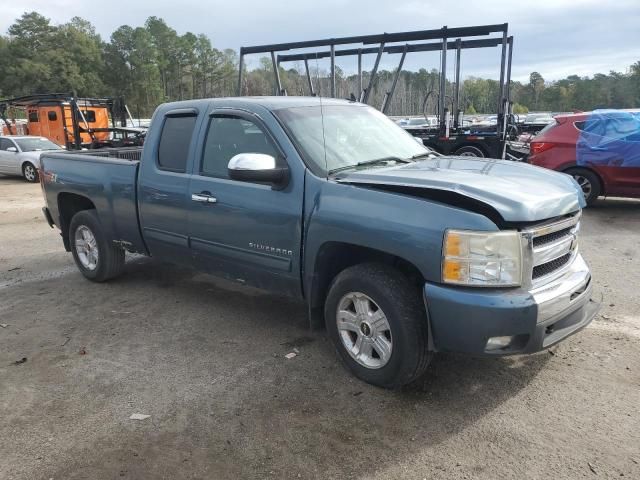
512,103,528,114
1,12,639,117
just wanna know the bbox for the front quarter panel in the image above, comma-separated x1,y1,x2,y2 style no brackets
303,172,499,290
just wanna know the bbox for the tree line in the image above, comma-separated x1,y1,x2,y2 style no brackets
1,12,639,118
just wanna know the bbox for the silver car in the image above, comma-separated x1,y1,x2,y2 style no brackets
0,136,63,182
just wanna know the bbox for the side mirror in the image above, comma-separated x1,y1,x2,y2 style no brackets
228,153,288,188
7,146,18,153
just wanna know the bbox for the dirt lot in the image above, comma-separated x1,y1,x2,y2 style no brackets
1,175,639,480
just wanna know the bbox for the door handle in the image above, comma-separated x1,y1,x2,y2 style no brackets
191,193,217,204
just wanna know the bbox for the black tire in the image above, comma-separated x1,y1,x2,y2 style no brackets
22,162,39,183
69,210,125,282
564,167,601,206
454,145,485,157
325,263,431,388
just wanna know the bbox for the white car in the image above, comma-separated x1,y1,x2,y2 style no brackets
0,136,63,182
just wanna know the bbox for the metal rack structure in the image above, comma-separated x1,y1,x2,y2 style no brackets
0,93,141,150
238,24,516,158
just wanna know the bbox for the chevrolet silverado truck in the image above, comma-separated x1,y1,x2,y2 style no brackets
39,97,599,388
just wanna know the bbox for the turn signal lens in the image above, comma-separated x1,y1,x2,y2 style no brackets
444,232,461,256
442,230,522,287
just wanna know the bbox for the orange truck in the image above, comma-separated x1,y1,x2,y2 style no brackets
0,93,143,149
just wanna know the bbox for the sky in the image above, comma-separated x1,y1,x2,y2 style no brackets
1,0,639,83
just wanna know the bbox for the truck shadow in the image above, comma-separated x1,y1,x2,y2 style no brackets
83,256,552,479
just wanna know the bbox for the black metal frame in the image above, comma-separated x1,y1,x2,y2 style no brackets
237,24,513,141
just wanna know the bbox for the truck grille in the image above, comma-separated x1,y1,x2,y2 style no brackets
532,226,574,248
532,253,572,279
524,213,580,286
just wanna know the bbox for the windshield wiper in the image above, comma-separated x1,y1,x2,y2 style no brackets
328,156,411,175
410,151,436,160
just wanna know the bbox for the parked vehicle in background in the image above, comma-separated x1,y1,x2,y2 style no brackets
40,97,597,388
398,117,439,129
523,113,555,126
515,112,557,138
528,109,640,204
397,117,427,128
0,135,62,182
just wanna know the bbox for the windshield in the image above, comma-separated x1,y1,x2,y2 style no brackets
275,104,431,175
15,137,62,152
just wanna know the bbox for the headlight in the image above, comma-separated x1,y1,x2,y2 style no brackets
442,230,522,286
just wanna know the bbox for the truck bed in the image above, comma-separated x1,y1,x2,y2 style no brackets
58,147,143,162
40,148,147,254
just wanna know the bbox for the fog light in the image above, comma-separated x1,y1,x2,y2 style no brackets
485,335,515,351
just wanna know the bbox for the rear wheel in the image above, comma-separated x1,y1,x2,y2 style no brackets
22,162,39,183
69,210,125,282
454,145,485,157
325,263,431,388
565,167,601,205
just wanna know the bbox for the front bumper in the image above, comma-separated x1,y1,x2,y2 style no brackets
424,253,600,355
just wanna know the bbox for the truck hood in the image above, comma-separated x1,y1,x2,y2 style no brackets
335,156,585,223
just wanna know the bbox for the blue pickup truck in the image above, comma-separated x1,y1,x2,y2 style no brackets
40,97,599,387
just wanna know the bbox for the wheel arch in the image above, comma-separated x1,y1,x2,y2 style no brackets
57,193,97,251
306,241,425,328
21,159,37,170
562,164,606,196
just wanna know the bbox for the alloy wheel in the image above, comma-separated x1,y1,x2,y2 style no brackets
24,164,36,181
336,292,393,369
74,225,99,271
573,174,592,198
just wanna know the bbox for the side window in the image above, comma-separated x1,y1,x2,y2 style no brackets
605,117,637,137
157,114,197,173
201,115,278,178
576,119,603,136
81,110,96,123
48,111,58,121
0,138,13,150
28,111,39,122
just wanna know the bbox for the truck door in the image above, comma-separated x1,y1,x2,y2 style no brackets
138,109,199,263
187,110,303,297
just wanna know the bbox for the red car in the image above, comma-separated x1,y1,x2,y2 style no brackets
528,110,640,205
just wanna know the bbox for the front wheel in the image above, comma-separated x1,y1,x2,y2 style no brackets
325,263,431,388
69,210,125,282
22,162,39,183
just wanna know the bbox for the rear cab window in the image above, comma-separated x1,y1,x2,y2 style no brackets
157,114,198,173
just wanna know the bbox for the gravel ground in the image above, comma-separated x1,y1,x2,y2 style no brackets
1,175,639,480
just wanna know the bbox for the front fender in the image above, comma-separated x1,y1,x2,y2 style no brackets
302,172,499,295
